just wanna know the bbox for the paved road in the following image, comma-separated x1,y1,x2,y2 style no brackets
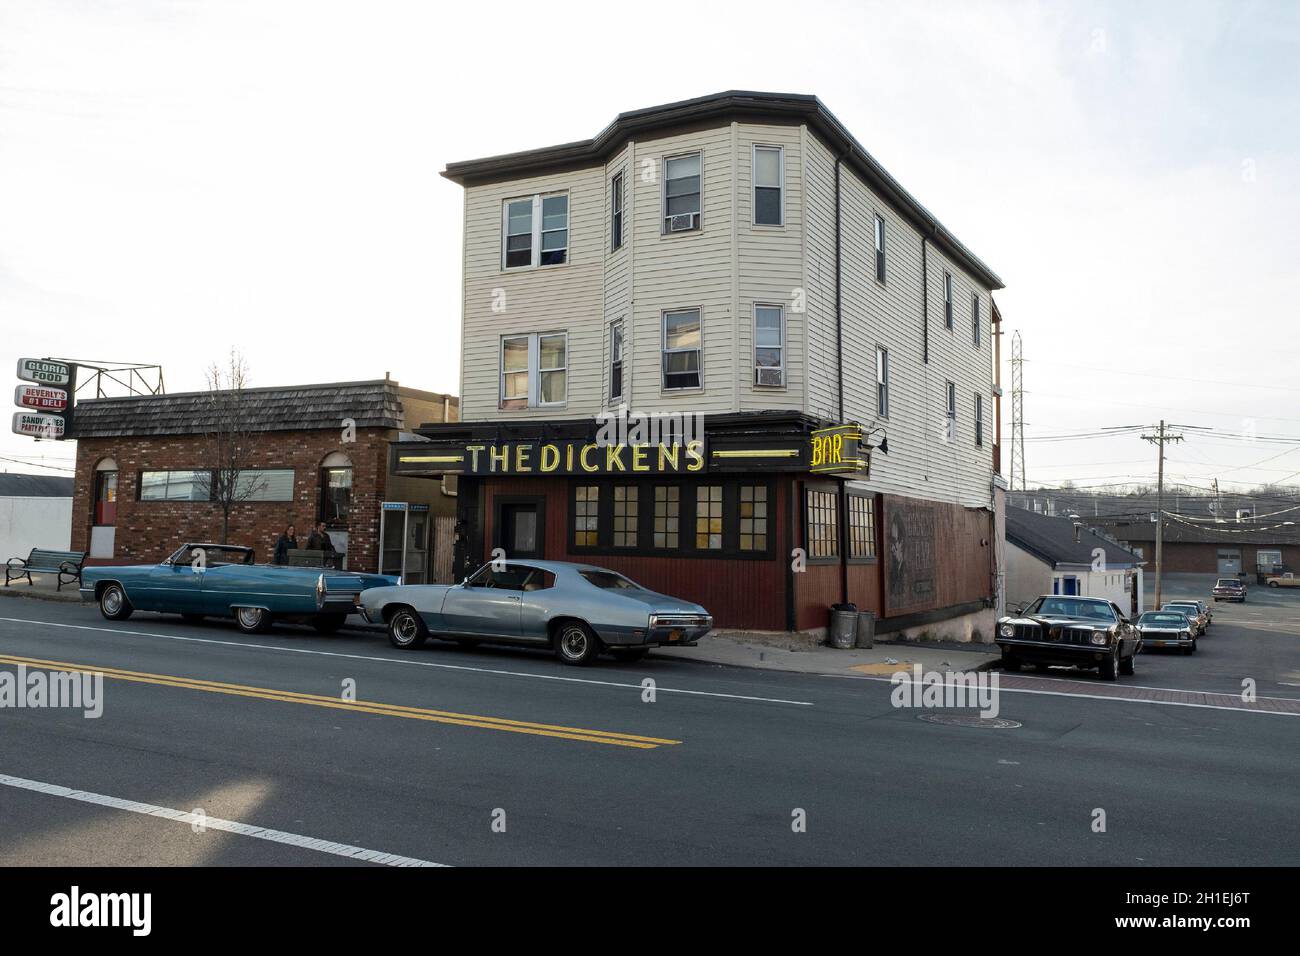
0,594,1297,866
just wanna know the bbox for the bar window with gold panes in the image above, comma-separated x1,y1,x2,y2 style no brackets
574,485,599,547
653,486,679,548
613,485,638,547
696,485,723,549
739,485,768,551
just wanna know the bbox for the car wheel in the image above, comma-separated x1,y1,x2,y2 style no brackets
312,614,346,634
387,607,427,649
1099,646,1119,681
234,606,271,633
610,647,650,663
555,620,601,666
1269,581,1279,588
98,584,133,621
1119,651,1135,676
1186,639,1198,655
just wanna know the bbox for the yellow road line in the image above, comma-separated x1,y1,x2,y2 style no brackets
0,653,681,750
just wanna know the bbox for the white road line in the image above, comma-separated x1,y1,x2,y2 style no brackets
822,673,1300,717
0,617,814,707
0,772,446,867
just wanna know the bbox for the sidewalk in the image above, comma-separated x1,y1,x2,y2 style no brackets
652,630,1000,677
0,573,81,603
0,575,1001,677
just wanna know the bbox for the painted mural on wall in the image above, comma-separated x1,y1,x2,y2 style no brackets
884,496,939,616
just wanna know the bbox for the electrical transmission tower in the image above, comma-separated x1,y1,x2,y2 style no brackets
1009,331,1026,491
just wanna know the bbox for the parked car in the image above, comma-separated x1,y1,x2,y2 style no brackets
1162,601,1208,635
1266,572,1300,589
1212,578,1247,602
996,595,1142,681
359,559,713,666
1134,610,1197,654
81,543,396,633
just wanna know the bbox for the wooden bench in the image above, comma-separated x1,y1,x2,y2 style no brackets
5,548,89,591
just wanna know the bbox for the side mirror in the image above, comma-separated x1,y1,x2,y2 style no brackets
1009,604,1023,616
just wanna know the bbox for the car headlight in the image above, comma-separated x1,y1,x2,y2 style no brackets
1181,631,1190,638
999,623,1014,638
1090,632,1109,646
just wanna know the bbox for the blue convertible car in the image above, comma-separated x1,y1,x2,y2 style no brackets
358,559,713,665
81,543,396,633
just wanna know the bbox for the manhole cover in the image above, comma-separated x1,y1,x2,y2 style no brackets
917,713,1022,729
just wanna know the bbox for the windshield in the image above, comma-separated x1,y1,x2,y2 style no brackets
169,545,254,567
1024,597,1117,622
579,570,645,591
1164,603,1199,613
1139,613,1187,625
1216,579,1239,587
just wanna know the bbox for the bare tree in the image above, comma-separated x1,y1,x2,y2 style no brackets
198,350,266,544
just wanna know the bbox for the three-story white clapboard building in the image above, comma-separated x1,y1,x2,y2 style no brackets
394,92,1004,637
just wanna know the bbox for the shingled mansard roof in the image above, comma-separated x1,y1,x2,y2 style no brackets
1006,506,1145,569
0,473,74,497
442,90,1003,291
68,380,408,439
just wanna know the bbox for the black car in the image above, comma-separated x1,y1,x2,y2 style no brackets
1212,578,1247,602
1135,610,1197,654
996,595,1142,680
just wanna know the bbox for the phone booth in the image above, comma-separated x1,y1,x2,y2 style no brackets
378,502,430,584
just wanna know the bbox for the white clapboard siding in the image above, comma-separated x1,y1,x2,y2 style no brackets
803,133,996,509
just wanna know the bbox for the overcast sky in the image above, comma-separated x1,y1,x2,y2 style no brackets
2,0,1298,492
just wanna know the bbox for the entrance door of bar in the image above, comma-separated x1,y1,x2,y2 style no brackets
499,502,541,559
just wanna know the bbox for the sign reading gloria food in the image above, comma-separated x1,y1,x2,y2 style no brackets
810,423,870,476
11,411,65,439
14,384,68,412
402,439,707,476
16,357,71,386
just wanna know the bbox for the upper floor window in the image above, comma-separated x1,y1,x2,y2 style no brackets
500,332,567,409
754,304,784,387
975,393,984,447
610,172,624,252
876,346,889,418
972,293,981,347
662,309,702,390
502,193,568,269
873,215,886,282
753,145,783,225
944,272,954,329
945,381,956,442
663,152,702,233
609,321,625,402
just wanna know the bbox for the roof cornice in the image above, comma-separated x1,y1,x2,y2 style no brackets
441,90,1003,290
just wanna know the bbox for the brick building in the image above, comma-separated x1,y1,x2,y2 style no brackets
69,379,459,576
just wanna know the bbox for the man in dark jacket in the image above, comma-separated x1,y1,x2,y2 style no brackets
272,524,297,565
306,521,336,556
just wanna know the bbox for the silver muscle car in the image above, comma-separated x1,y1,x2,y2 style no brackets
358,560,713,665
996,595,1141,680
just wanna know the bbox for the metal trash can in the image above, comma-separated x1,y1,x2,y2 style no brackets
828,603,858,649
855,610,876,649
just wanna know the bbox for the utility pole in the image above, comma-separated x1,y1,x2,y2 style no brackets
1141,420,1184,610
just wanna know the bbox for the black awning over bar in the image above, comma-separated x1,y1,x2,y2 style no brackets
391,411,870,480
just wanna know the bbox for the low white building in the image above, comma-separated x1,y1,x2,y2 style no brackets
0,473,73,561
1005,506,1145,616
